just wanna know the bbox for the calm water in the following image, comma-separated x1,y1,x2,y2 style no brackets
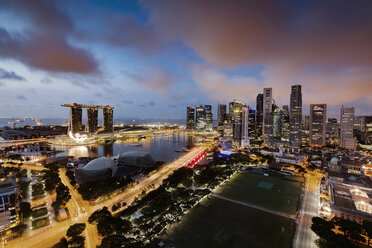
53,134,198,163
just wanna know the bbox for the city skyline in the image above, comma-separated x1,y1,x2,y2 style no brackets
0,0,372,119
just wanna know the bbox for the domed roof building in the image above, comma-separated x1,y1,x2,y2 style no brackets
75,157,115,184
330,157,340,166
117,151,155,167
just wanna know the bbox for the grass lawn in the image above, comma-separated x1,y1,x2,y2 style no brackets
163,197,295,248
219,170,303,215
32,217,50,229
31,207,49,218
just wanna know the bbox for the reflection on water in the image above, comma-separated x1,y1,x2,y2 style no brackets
53,134,198,163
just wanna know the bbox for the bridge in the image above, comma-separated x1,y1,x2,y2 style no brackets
0,138,46,149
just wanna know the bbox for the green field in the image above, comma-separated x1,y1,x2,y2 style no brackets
163,197,296,248
219,170,303,215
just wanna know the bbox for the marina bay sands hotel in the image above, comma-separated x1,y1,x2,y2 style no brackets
61,103,114,133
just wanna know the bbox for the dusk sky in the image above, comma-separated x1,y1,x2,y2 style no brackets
0,0,371,119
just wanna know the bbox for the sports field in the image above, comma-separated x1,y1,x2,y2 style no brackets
163,197,296,248
162,170,304,248
219,170,304,215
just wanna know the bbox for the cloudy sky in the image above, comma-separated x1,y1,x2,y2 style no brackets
0,0,371,119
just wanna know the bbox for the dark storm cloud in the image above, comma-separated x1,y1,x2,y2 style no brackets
142,0,372,107
144,0,372,67
0,0,98,74
104,15,165,54
0,67,26,81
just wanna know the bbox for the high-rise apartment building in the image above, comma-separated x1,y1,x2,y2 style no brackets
0,178,20,232
256,94,263,137
186,106,195,130
309,104,327,146
289,85,302,147
340,106,356,149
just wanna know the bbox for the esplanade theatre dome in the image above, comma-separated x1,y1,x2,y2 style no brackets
117,151,155,167
75,157,115,183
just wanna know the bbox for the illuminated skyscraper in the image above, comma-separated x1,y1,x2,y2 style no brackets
340,106,356,149
281,105,290,141
217,104,227,136
241,106,250,146
229,100,246,142
217,104,227,127
256,94,263,137
263,88,273,144
195,105,206,130
186,106,195,130
205,105,213,131
309,104,327,146
248,108,256,138
273,107,282,139
289,85,302,147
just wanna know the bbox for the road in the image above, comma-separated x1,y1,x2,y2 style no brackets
6,146,206,248
293,174,322,248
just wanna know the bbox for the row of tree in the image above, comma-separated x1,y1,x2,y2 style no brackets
311,216,372,247
53,223,86,248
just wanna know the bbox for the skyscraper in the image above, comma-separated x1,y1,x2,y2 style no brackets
273,107,282,139
217,104,227,127
281,105,290,141
195,105,206,130
217,104,227,136
229,100,246,142
289,85,302,147
248,108,256,139
69,106,82,133
205,105,213,131
309,104,327,146
186,106,195,130
340,106,356,149
103,107,114,132
86,108,98,133
241,106,250,147
263,88,273,144
256,94,263,137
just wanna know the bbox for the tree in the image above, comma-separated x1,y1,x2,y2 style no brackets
88,207,112,224
11,224,27,236
333,217,362,239
97,219,114,237
66,223,86,238
363,220,372,246
20,202,32,219
98,235,127,248
52,237,68,248
69,235,85,248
